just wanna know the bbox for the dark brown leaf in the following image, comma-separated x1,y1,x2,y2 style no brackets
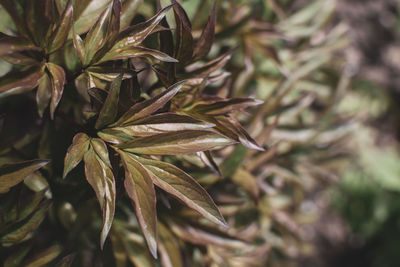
193,3,216,61
46,63,66,119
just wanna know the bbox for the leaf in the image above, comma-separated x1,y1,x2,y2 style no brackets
36,72,52,117
0,159,49,193
120,0,143,29
72,30,85,65
118,151,157,258
113,5,172,49
49,0,73,53
83,144,115,248
23,245,62,267
0,35,38,56
116,80,186,125
193,97,263,115
172,0,193,66
187,50,233,77
4,243,32,267
63,133,90,178
0,201,51,245
158,222,183,267
55,253,76,267
95,74,123,129
0,0,26,36
135,155,227,227
193,3,216,61
0,65,44,98
118,130,233,155
231,168,259,200
109,113,214,137
83,0,121,65
98,128,133,144
97,45,177,64
90,138,112,168
197,150,222,177
168,220,246,249
46,63,66,119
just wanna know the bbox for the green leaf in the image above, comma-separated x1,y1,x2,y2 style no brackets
72,30,85,65
0,65,44,98
90,138,112,168
46,63,66,119
0,35,38,56
113,5,172,49
48,0,73,53
109,113,214,137
118,130,233,155
63,133,90,178
135,155,227,227
83,144,115,248
0,159,49,193
193,3,216,61
118,151,157,258
0,201,51,245
36,72,52,117
95,74,123,129
116,80,186,125
98,128,133,144
23,244,62,267
98,45,177,64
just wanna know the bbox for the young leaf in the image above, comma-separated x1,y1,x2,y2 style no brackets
63,133,90,178
97,45,178,64
192,97,263,115
0,65,44,98
172,0,193,66
48,0,73,53
46,63,66,119
0,201,51,245
95,74,123,129
193,3,216,61
109,113,214,137
0,35,38,56
117,130,234,155
134,155,227,227
119,151,158,258
114,4,172,49
83,144,115,249
36,72,52,117
0,159,50,193
22,245,62,267
116,80,186,125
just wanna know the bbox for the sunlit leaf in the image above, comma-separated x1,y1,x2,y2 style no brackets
63,133,90,178
49,0,73,53
0,65,44,98
0,35,38,56
98,45,177,64
46,63,66,119
108,113,214,137
119,150,157,258
134,155,227,227
118,130,233,155
115,80,186,125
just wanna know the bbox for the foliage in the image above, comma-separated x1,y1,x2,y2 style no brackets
0,0,350,266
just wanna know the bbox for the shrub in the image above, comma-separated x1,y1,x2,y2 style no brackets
0,0,349,266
